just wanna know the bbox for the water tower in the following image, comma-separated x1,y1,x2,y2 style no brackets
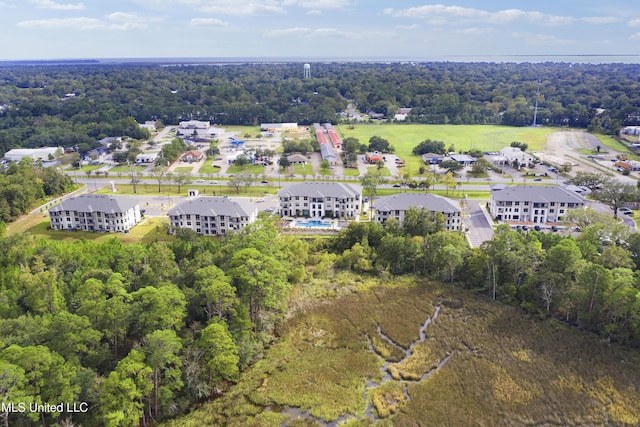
303,63,311,78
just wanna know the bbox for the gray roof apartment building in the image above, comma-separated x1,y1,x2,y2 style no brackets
49,194,141,232
168,197,257,236
489,185,587,224
278,182,362,219
374,193,462,231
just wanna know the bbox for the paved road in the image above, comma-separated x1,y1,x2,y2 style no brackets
465,200,494,247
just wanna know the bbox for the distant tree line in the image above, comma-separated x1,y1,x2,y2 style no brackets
2,61,640,155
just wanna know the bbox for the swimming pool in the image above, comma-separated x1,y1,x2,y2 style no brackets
291,219,332,228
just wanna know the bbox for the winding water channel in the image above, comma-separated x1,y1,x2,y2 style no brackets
273,305,455,426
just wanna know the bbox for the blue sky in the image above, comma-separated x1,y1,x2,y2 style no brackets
1,0,640,60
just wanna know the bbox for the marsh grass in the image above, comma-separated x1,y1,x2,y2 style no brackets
164,275,640,426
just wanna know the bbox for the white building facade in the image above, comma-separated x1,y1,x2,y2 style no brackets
49,195,141,232
374,193,462,231
489,185,587,224
278,182,362,219
168,197,257,236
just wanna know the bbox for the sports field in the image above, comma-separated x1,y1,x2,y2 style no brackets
337,124,553,175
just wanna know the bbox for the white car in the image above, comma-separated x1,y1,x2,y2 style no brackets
257,198,265,203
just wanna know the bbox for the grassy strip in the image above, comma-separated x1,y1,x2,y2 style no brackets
8,216,175,245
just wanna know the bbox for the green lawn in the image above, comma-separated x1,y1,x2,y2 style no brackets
76,164,104,172
108,164,148,173
344,168,361,177
10,216,175,245
227,164,266,175
293,164,314,176
339,124,553,174
173,166,194,173
594,134,640,161
198,162,220,175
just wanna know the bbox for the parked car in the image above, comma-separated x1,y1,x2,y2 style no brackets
551,226,559,232
257,198,264,203
522,225,529,231
625,211,635,216
196,179,204,183
392,184,401,188
533,178,542,181
534,225,541,231
209,180,218,184
261,180,269,184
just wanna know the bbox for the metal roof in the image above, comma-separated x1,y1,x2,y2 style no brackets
491,185,587,203
375,193,460,214
278,182,362,199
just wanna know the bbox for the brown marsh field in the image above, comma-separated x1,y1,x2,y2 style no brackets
164,274,640,426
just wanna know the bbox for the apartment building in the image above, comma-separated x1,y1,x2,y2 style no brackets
49,194,141,232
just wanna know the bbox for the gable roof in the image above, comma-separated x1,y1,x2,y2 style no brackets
375,193,460,214
287,154,308,162
168,197,254,218
50,195,139,214
278,182,362,199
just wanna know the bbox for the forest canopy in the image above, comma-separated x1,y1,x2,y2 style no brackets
1,61,640,156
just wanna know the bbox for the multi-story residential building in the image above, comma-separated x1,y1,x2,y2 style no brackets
49,194,141,232
278,182,362,219
374,193,462,231
489,185,587,224
168,197,257,236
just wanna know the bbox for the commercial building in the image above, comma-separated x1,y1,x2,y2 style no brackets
278,182,362,219
4,147,60,163
49,195,141,232
168,197,257,236
374,193,462,231
489,185,587,224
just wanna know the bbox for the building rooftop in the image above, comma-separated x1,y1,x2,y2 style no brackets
50,195,139,214
168,197,254,218
278,182,362,199
375,193,460,214
491,185,587,204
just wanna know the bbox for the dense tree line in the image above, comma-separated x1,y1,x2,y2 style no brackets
0,159,73,223
0,218,309,426
3,205,640,424
2,61,640,156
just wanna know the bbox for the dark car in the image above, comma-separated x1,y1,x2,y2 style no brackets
261,180,269,184
533,178,542,181
625,211,635,216
392,184,401,188
522,225,529,231
534,225,541,231
551,226,559,232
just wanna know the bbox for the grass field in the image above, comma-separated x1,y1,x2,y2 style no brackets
173,166,194,173
293,164,314,176
197,162,220,175
8,216,175,245
338,124,553,175
108,164,147,173
227,164,266,175
595,134,640,161
163,275,640,427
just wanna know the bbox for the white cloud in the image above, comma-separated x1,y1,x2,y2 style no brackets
630,32,640,40
306,9,323,15
158,0,285,16
384,5,617,27
265,27,355,38
17,17,146,30
511,31,575,46
396,24,419,30
281,0,354,9
456,27,495,35
29,0,85,10
629,18,640,27
189,18,229,27
265,26,393,39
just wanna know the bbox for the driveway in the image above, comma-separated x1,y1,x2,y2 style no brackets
465,199,495,247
